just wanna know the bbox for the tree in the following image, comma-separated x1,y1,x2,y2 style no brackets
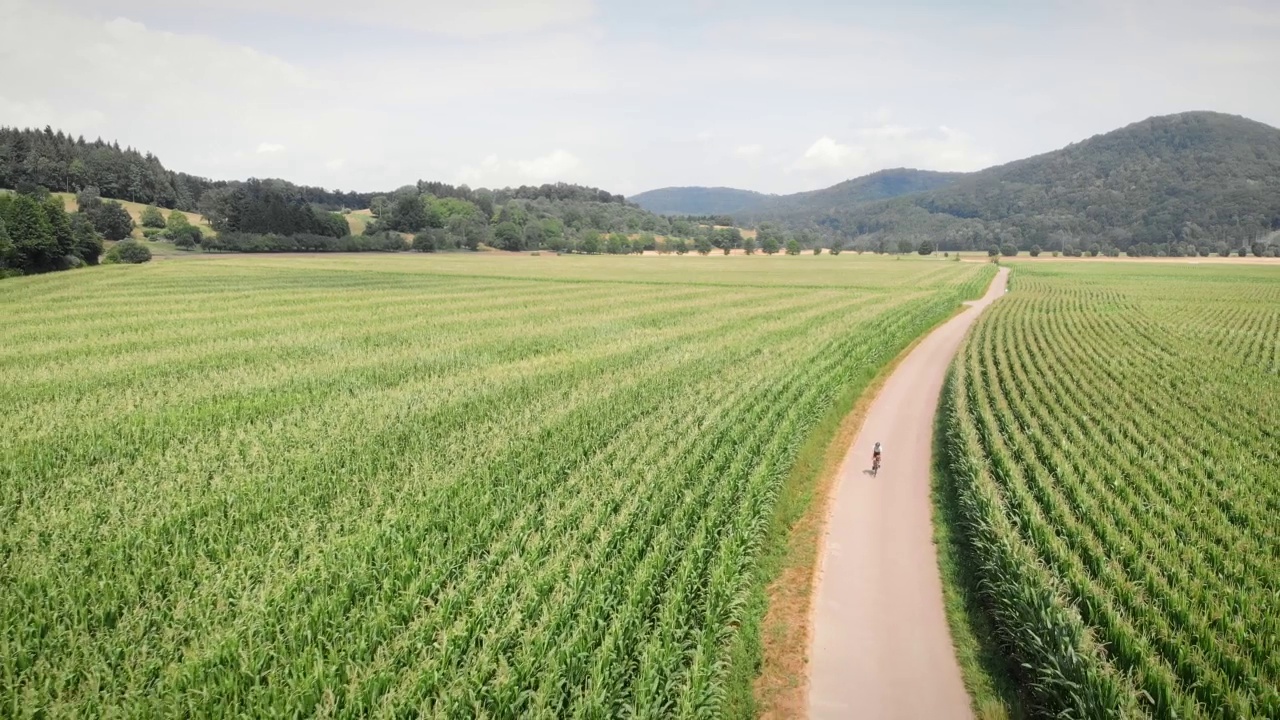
579,232,601,254
673,238,689,255
494,221,523,251
69,213,103,263
167,210,191,231
422,201,445,230
497,203,529,227
84,200,134,241
917,240,935,255
4,194,59,271
386,194,429,233
446,214,480,250
315,212,350,239
370,196,388,217
139,205,166,228
987,244,1000,257
523,222,545,249
786,239,801,255
75,186,102,212
756,222,781,248
1000,244,1018,257
169,225,201,249
1030,244,1042,257
761,237,779,255
606,233,629,254
695,235,713,255
42,197,75,257
0,216,14,270
714,227,742,249
742,237,757,255
829,240,843,256
897,238,914,254
462,219,488,250
413,229,445,252
104,239,151,264
812,246,822,255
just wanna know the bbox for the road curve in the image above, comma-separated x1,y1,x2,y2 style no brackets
808,266,1010,720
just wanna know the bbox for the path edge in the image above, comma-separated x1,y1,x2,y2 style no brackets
799,266,1008,719
738,273,997,719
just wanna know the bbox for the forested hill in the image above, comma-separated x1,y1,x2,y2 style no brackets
0,126,630,216
0,127,368,212
735,112,1280,252
630,169,961,216
628,187,775,215
751,168,964,217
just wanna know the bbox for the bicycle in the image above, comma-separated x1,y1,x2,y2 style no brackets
871,454,881,477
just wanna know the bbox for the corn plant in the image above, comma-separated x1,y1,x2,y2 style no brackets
0,254,994,718
944,261,1280,719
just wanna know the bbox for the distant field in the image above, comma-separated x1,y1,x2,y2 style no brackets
943,262,1280,717
345,208,374,235
190,251,985,290
342,210,411,243
0,254,993,716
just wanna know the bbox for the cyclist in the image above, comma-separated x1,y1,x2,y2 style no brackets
872,441,882,471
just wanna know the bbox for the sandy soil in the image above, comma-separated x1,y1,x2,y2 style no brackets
807,267,1010,720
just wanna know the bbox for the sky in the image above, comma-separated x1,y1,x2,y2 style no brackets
3,0,1279,196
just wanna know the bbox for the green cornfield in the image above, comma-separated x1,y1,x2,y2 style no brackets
1,254,993,717
943,261,1280,718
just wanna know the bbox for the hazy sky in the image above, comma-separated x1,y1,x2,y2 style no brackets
4,0,1279,196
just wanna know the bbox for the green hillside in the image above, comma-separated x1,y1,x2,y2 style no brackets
785,112,1280,251
631,169,961,217
635,112,1280,255
756,168,964,217
628,186,775,215
55,192,213,240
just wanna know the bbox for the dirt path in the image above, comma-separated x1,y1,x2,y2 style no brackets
807,267,1010,719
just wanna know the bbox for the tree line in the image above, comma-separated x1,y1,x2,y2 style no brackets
0,126,636,216
0,126,387,212
0,186,166,274
2,125,691,268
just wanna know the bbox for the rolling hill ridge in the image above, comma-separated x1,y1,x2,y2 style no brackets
631,168,962,216
634,112,1280,251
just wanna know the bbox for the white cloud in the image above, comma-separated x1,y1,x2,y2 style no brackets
0,95,105,132
516,150,582,179
0,0,323,178
457,150,584,186
793,137,860,170
64,0,595,38
789,124,994,182
7,0,1280,196
256,142,285,154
